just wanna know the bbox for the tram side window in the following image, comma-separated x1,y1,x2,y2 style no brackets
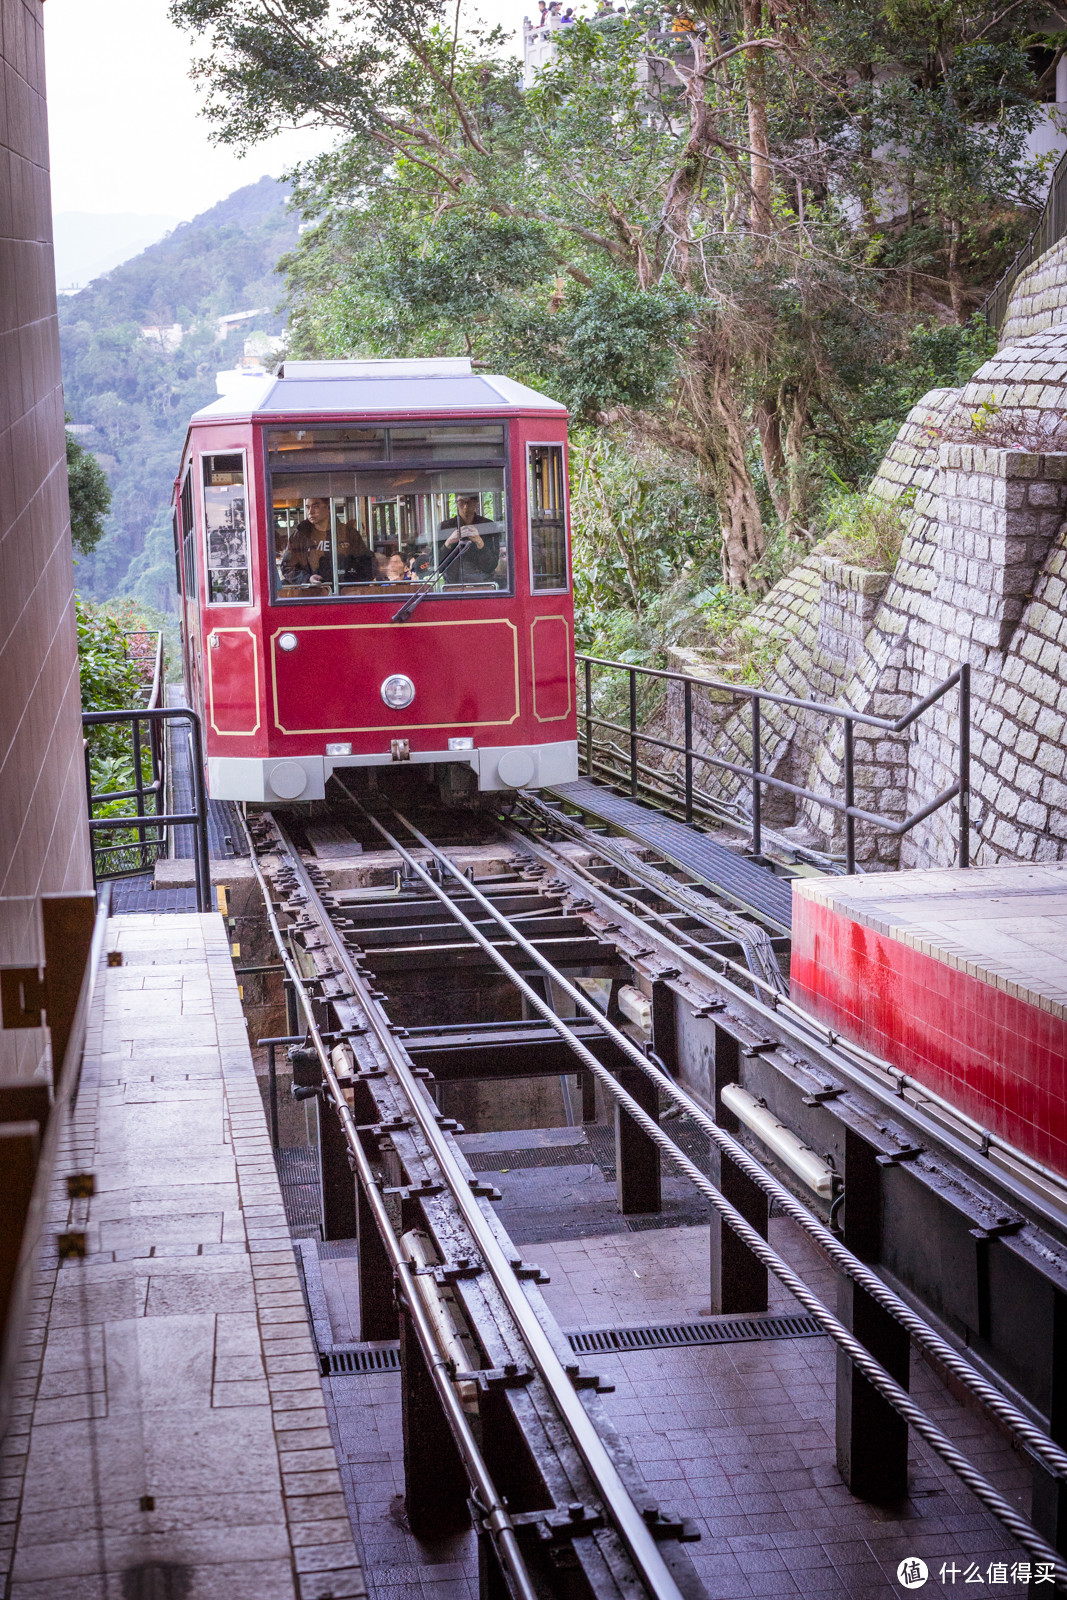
528,445,568,591
172,511,181,599
180,470,196,597
203,453,250,604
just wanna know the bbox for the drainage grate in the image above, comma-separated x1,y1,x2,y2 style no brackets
319,1313,823,1375
276,1147,322,1231
569,1313,823,1354
467,1144,597,1172
322,1346,401,1375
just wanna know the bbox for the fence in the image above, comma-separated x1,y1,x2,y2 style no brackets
577,654,971,874
82,701,211,912
983,143,1067,331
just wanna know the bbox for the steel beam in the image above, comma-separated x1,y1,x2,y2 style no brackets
615,1066,661,1214
709,1026,768,1314
835,1275,910,1503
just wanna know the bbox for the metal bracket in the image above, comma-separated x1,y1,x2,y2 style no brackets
0,969,45,1028
742,1038,779,1057
455,1363,535,1390
510,1258,550,1283
434,1116,465,1133
565,1362,614,1393
512,1504,604,1543
802,1085,846,1107
383,1177,445,1200
969,1215,1024,1242
876,1144,924,1167
692,1000,727,1017
468,1180,503,1200
359,1117,414,1136
641,1504,702,1543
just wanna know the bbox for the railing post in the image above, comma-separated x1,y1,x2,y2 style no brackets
683,678,693,827
132,715,147,871
83,739,97,891
267,1043,279,1150
750,695,762,857
843,717,856,875
958,664,971,869
584,657,592,776
629,668,638,800
185,711,212,914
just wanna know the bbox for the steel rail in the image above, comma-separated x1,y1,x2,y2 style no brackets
514,799,1067,1236
342,789,1067,1518
238,812,539,1600
344,798,1067,1582
263,811,690,1600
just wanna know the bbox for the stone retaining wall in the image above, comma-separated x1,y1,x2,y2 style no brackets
666,315,1067,868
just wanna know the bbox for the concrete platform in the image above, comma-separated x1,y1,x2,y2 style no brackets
0,913,364,1600
791,861,1067,1177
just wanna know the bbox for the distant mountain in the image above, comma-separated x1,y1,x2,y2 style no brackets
61,176,299,610
53,212,182,291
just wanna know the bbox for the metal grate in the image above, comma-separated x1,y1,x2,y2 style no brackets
276,1147,322,1231
319,1313,823,1375
322,1346,401,1375
549,778,794,931
468,1144,597,1172
569,1313,823,1353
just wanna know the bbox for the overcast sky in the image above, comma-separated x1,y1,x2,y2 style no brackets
44,0,522,221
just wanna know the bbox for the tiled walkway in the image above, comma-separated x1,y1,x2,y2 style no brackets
0,913,363,1600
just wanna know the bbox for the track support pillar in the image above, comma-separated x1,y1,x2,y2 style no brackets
709,1026,767,1313
615,1065,661,1214
835,1274,910,1502
318,1094,357,1241
400,1307,471,1540
1031,1289,1067,1555
356,1174,398,1341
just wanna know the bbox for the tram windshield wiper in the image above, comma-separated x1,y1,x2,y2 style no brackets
392,538,470,623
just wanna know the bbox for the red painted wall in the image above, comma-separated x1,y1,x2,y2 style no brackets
791,896,1067,1179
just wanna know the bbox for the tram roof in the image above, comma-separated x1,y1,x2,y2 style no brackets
191,357,567,422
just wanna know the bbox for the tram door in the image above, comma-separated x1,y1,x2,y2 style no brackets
178,467,204,715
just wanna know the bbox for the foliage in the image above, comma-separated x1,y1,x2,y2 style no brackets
60,178,297,609
170,0,1044,598
819,488,908,571
66,427,112,555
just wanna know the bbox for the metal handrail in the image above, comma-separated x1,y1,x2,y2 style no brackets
577,653,971,873
983,142,1067,331
82,707,210,911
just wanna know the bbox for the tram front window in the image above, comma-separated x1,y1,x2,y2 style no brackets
268,426,509,603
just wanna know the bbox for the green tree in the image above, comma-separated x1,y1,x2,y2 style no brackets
170,0,1048,591
66,427,112,555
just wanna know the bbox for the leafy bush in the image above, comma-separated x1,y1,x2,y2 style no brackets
819,489,909,572
77,599,166,874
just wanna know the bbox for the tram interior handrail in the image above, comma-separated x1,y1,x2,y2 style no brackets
576,652,971,873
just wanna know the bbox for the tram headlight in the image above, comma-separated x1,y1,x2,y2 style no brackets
278,631,298,652
381,673,416,710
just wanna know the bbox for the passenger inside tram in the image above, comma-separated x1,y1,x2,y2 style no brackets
268,425,511,599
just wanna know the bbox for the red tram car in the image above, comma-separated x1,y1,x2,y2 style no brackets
173,357,579,803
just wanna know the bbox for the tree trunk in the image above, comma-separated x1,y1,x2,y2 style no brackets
711,363,766,591
947,218,963,320
756,396,790,526
743,0,772,235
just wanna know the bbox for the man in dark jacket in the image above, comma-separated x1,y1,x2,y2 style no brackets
439,492,503,585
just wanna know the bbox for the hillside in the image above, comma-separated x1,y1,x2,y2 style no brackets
61,177,299,609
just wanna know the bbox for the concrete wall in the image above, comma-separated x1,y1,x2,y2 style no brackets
0,0,90,900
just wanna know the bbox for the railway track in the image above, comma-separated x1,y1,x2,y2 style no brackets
240,792,1067,1597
